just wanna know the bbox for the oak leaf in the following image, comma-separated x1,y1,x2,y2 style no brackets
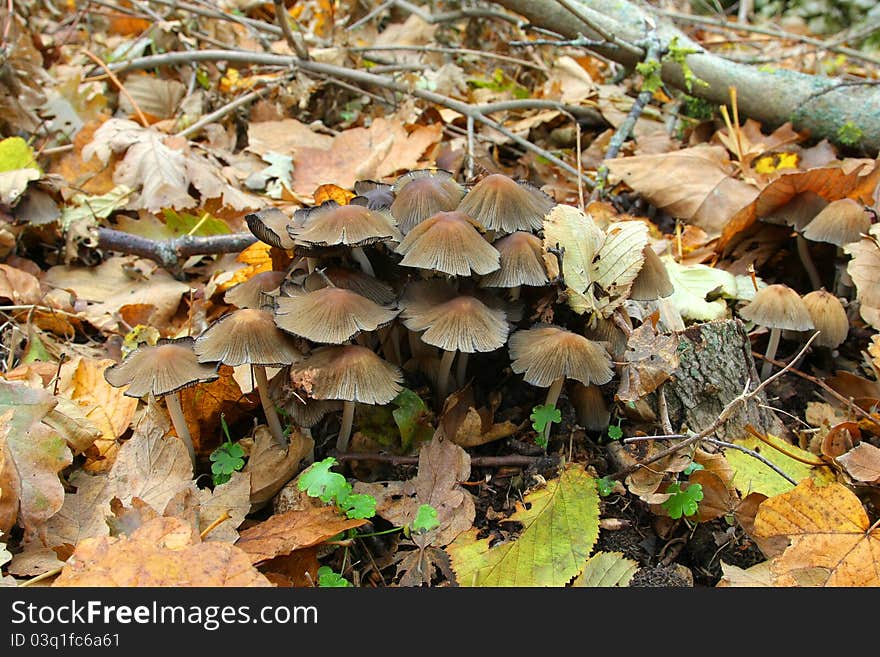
753,479,880,586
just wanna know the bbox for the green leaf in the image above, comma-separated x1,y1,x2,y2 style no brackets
356,404,398,447
447,464,600,586
607,424,623,441
412,504,440,534
209,442,245,484
572,551,639,587
530,404,561,434
0,136,40,173
662,482,703,519
596,476,616,497
297,457,351,504
60,186,134,232
724,433,835,497
339,492,376,520
683,462,704,475
317,566,352,587
392,388,434,452
162,208,230,236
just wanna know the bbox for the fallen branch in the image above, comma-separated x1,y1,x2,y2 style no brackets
97,227,256,271
334,452,544,468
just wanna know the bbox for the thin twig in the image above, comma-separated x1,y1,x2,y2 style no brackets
658,383,673,435
610,332,819,480
349,44,545,70
81,49,150,128
335,452,543,467
701,437,798,485
273,0,309,60
97,227,256,271
176,85,275,139
554,0,643,58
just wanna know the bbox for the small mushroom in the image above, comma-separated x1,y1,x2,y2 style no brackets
802,199,871,294
274,285,399,344
508,325,613,443
802,289,848,350
194,308,303,444
400,280,508,405
352,179,395,210
289,200,402,277
395,210,500,277
456,173,555,234
479,231,549,299
302,266,397,305
104,337,219,467
738,283,814,379
759,191,829,290
390,169,464,233
224,270,286,310
629,245,673,301
289,345,403,452
244,207,297,250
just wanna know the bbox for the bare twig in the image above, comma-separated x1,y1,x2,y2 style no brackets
702,436,798,485
555,0,643,57
176,85,276,139
81,49,150,128
335,452,543,467
97,227,256,271
106,50,595,188
610,332,819,480
273,0,310,60
348,44,545,70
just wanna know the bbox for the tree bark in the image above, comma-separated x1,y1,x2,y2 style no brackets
491,0,880,154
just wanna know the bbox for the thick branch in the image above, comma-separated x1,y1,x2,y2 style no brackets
97,227,256,270
492,0,880,153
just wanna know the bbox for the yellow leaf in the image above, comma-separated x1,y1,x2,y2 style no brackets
572,551,639,587
753,479,880,586
446,463,599,586
724,433,834,497
753,151,800,174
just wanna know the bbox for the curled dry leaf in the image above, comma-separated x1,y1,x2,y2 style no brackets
844,225,880,331
616,313,679,403
53,516,272,587
753,479,880,586
835,442,880,483
235,507,367,564
439,385,519,448
243,425,314,511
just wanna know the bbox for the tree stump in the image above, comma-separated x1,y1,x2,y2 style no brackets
662,319,786,440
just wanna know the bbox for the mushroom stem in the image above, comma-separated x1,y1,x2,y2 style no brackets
834,246,852,297
456,351,470,387
336,400,356,452
351,247,376,277
164,391,196,468
509,285,521,302
796,234,822,290
436,349,457,408
542,377,565,445
761,327,781,380
254,365,286,445
378,324,402,365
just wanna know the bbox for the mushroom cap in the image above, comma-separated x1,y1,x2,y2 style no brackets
104,337,219,397
223,270,286,310
802,198,870,246
274,286,399,344
289,201,402,247
303,266,397,305
629,245,674,301
289,344,403,405
269,369,343,427
479,231,549,288
456,173,555,234
245,207,296,249
400,281,509,353
802,289,848,348
352,179,395,210
763,191,829,231
194,308,303,367
738,283,814,331
390,169,464,233
508,325,614,387
395,210,500,276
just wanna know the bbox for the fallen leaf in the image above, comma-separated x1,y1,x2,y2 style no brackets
243,425,314,510
0,263,42,305
716,560,773,587
835,443,880,483
235,507,366,564
616,313,679,402
606,144,760,238
572,551,639,587
446,463,599,586
53,516,272,586
41,469,112,551
753,479,880,586
196,471,252,543
844,225,880,330
439,385,519,448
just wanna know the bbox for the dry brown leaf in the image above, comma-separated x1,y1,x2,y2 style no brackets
616,314,679,403
753,479,880,586
716,560,774,587
844,225,880,330
43,256,190,333
691,470,738,523
606,144,760,239
235,507,366,564
439,385,519,448
51,119,118,195
53,516,272,587
107,496,160,536
258,548,321,587
0,263,42,305
247,119,334,157
835,443,880,483
7,545,66,578
354,432,475,547
195,471,252,543
243,425,314,510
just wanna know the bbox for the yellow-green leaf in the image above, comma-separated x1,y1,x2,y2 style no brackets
542,204,603,299
0,137,40,173
446,463,599,586
724,433,835,497
572,551,639,587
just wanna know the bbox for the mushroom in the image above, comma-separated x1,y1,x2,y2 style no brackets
273,285,399,344
104,337,219,467
288,200,402,277
390,169,464,234
629,245,673,301
224,270,286,310
801,198,871,294
194,308,303,445
352,179,395,210
400,280,509,405
479,231,549,299
801,289,848,350
302,265,397,305
244,207,297,250
456,173,555,234
395,210,500,277
508,325,614,443
758,191,829,290
288,344,403,452
738,283,814,379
